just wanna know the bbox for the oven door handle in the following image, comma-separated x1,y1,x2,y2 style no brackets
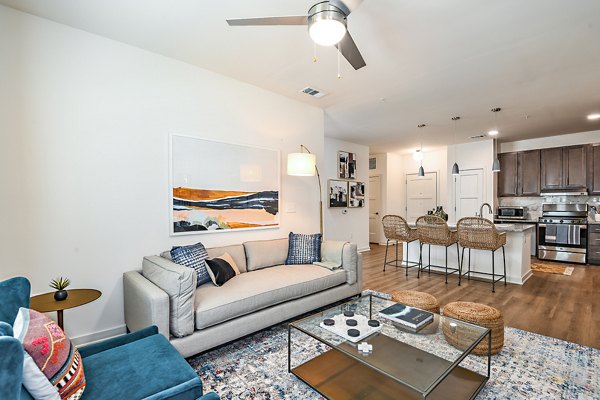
537,223,587,229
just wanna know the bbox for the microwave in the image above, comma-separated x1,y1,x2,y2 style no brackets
497,206,527,220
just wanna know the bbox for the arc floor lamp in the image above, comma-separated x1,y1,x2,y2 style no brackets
287,145,323,235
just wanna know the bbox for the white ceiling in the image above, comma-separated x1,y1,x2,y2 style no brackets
3,0,600,154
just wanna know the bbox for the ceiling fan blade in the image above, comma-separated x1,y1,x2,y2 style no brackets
329,0,364,16
226,16,307,26
335,31,366,70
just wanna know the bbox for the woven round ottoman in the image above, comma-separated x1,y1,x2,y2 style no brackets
441,301,504,355
390,290,440,314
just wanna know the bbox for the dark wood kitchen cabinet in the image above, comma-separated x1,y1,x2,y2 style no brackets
587,144,600,195
498,152,518,196
540,145,587,191
540,147,563,190
518,150,540,196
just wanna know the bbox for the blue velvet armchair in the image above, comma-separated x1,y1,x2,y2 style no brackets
0,277,219,400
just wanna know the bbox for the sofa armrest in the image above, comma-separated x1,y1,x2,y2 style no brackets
123,271,169,339
78,326,158,358
341,242,361,286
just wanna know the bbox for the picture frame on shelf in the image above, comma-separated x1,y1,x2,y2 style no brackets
338,151,356,179
348,181,365,208
329,179,348,208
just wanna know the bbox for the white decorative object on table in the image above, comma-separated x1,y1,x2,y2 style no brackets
357,342,373,354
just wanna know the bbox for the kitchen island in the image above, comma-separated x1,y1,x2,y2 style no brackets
403,223,535,285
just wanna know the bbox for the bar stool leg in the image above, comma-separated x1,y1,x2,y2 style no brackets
445,245,448,284
459,246,465,286
492,249,496,293
395,240,399,269
405,241,410,276
456,243,460,284
428,244,431,275
467,248,472,280
383,239,389,271
418,242,423,279
502,245,507,286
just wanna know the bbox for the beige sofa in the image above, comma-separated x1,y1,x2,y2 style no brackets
123,238,362,357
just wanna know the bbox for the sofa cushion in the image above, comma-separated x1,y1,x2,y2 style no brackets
171,242,211,286
285,232,322,265
0,277,30,325
244,238,288,271
142,256,196,338
206,244,247,273
194,265,347,330
82,333,203,400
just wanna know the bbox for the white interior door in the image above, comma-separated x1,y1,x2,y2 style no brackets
369,175,382,244
454,169,484,220
406,172,437,223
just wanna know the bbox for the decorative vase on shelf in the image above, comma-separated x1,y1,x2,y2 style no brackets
54,290,68,301
50,277,70,302
433,206,448,221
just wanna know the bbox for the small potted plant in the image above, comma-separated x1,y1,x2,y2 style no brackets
50,277,71,301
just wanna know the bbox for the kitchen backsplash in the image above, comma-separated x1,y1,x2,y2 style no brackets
498,196,600,220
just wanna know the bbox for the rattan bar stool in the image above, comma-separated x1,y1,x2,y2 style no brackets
456,217,507,293
381,215,420,275
415,215,460,284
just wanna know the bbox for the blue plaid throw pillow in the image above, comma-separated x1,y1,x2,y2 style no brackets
285,232,322,265
170,242,211,286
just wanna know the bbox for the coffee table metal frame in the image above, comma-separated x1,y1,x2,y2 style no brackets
288,294,491,399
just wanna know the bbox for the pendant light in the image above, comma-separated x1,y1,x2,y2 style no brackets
417,124,426,176
451,117,460,176
490,108,501,173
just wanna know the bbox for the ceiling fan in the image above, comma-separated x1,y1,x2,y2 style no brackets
226,0,366,70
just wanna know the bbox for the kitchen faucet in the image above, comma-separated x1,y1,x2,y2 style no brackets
479,203,493,219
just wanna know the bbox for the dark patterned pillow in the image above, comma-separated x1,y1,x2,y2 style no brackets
285,232,322,265
205,257,236,286
170,242,211,286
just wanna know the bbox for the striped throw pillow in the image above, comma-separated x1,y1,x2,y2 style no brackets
285,232,322,265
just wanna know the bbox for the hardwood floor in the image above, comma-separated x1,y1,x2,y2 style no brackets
362,244,600,349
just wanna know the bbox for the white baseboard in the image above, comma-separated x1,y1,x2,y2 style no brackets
358,246,371,252
71,324,127,347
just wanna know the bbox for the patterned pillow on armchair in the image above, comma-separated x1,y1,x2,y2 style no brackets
13,308,86,400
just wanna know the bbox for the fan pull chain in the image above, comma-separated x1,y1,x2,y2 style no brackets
313,42,317,63
337,44,341,79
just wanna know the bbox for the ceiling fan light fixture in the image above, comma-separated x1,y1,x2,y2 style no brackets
308,3,347,46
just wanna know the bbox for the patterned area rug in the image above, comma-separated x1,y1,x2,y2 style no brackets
187,294,598,399
531,262,574,275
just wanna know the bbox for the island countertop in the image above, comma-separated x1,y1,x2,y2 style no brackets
408,222,536,233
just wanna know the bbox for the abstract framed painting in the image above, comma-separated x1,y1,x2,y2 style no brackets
170,134,280,235
338,150,356,179
328,179,348,208
348,181,365,208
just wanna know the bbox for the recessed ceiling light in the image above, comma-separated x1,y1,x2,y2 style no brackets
488,130,499,136
588,113,600,120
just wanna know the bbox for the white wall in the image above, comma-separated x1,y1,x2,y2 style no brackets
0,6,324,342
323,138,369,251
500,130,600,153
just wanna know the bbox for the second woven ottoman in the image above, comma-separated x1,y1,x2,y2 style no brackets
441,301,504,355
390,290,440,314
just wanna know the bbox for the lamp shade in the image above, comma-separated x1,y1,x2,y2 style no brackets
492,158,501,173
418,165,425,177
287,153,316,176
452,162,460,176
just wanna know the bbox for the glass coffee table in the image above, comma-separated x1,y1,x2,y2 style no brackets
288,294,491,399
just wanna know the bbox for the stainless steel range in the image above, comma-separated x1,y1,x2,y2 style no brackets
537,203,588,264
